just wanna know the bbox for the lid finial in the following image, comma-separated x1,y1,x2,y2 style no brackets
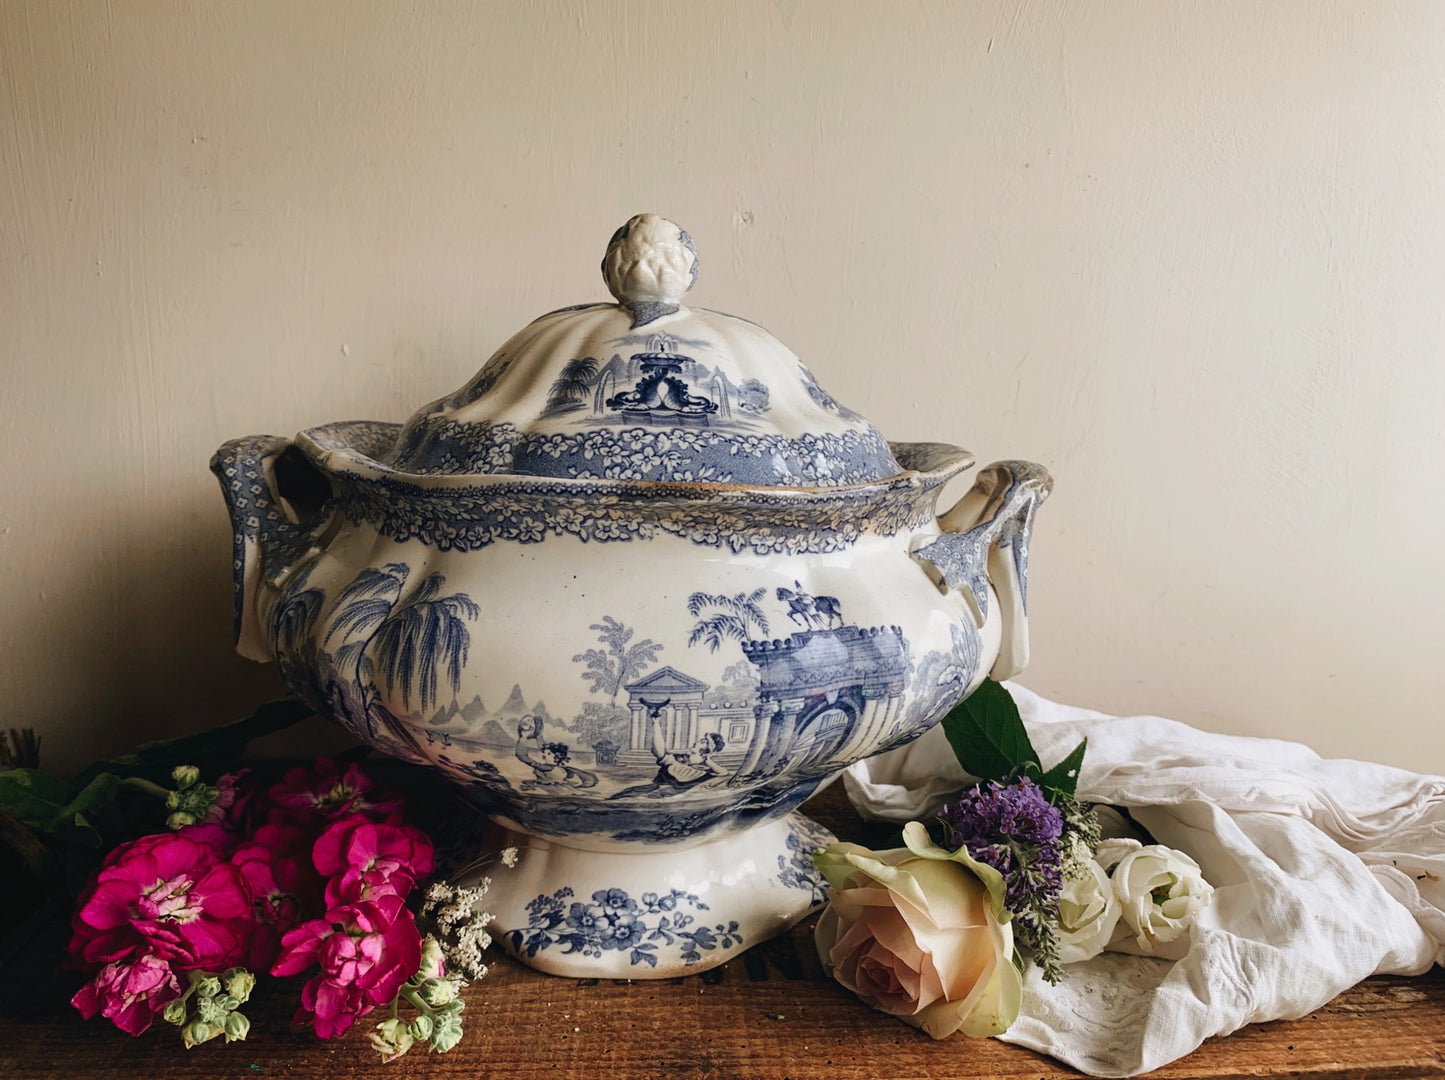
602,214,699,327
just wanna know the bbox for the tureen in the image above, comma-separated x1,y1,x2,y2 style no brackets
213,214,1051,977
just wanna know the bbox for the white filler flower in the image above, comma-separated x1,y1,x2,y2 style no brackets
1099,839,1214,951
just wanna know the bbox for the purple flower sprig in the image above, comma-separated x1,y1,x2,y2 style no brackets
937,777,1067,982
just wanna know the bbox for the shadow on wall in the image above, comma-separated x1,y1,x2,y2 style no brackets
11,487,291,776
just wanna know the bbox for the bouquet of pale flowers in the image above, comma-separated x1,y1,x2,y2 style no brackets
812,680,1214,1039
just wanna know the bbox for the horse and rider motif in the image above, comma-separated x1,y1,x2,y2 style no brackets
775,581,844,629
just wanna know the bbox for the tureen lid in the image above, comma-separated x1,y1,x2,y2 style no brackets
380,214,903,488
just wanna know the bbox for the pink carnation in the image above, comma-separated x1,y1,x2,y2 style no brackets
266,758,405,827
312,815,434,906
271,893,422,1039
70,953,181,1036
69,833,253,972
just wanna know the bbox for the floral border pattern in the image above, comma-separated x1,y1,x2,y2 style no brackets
387,417,899,488
504,886,743,969
776,817,833,907
300,421,951,555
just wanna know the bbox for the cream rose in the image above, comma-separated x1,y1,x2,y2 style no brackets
1057,857,1121,964
813,821,1022,1040
1099,839,1214,950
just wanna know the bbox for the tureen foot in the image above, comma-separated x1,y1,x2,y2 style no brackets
471,813,835,978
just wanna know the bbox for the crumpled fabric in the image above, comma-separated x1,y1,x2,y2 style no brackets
842,682,1445,1077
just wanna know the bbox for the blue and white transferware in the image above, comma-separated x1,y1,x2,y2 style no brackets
212,214,1052,977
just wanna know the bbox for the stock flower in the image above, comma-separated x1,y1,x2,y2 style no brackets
813,822,1021,1040
267,758,405,827
70,833,253,971
70,953,182,1036
271,893,423,1039
312,815,434,905
1099,839,1214,951
200,769,258,837
232,824,326,969
1056,858,1121,964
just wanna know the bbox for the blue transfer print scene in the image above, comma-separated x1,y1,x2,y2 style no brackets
265,560,982,846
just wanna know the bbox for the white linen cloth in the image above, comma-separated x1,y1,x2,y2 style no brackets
842,682,1445,1077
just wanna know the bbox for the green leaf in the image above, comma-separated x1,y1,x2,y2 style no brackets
0,769,75,829
70,697,314,788
1039,737,1087,800
939,678,1041,783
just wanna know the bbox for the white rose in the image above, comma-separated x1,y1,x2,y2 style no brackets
1100,840,1213,951
1056,858,1121,964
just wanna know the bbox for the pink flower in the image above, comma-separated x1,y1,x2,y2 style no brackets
202,768,259,834
271,893,422,1039
69,833,254,972
813,823,1022,1040
232,824,326,969
312,815,434,906
70,953,181,1035
266,758,404,827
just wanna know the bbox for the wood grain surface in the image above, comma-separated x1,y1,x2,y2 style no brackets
5,784,1442,1080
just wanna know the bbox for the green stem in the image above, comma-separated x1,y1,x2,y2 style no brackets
121,777,173,800
400,986,435,1021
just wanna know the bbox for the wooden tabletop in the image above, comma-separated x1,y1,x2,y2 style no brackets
5,784,1443,1079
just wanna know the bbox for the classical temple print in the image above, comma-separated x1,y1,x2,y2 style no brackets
269,561,976,843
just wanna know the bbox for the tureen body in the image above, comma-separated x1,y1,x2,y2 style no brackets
213,216,1051,976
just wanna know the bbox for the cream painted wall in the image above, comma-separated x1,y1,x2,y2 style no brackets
3,1,1442,775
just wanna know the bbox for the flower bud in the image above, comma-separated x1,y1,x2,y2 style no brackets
418,977,457,1007
172,765,201,788
166,811,196,830
195,975,222,999
183,1018,219,1049
408,1014,434,1040
214,993,238,1011
223,968,256,1003
162,999,189,1026
369,1017,415,1063
196,996,225,1025
223,1011,251,1042
419,936,447,979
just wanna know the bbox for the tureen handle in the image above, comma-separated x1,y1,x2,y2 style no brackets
210,435,331,663
910,460,1053,680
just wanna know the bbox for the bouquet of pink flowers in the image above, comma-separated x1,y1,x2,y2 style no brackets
64,755,496,1061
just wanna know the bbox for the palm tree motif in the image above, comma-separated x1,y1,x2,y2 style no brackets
372,572,480,713
323,562,479,757
543,357,599,416
270,571,328,710
572,616,662,704
686,589,771,653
